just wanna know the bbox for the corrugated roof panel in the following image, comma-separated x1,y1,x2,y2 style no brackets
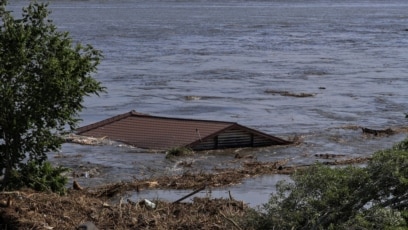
77,112,234,149
76,111,292,150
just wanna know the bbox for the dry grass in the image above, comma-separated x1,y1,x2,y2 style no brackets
0,189,248,230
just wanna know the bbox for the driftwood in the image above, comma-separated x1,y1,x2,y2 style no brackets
234,153,255,159
265,89,316,98
73,180,83,190
315,153,346,159
324,157,371,165
173,185,206,203
362,127,394,136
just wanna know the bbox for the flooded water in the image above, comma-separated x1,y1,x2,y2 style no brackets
7,0,408,206
127,174,290,207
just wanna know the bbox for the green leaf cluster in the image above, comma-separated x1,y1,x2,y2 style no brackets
0,1,105,189
6,160,69,195
244,138,408,229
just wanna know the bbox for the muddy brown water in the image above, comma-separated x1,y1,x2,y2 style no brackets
7,0,408,206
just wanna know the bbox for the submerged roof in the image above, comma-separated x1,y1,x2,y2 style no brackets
76,110,292,150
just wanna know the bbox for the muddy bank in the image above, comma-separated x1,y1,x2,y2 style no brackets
14,157,301,229
0,156,370,230
0,189,248,230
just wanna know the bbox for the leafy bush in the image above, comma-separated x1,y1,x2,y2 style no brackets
393,138,408,151
5,161,69,195
0,0,104,188
243,138,408,229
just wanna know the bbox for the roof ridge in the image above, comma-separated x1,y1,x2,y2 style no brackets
128,110,236,124
77,110,235,134
76,111,134,133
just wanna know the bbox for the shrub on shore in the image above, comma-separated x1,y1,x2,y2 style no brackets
243,138,408,229
5,161,69,195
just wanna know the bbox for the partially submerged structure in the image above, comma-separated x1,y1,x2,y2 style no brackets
76,110,292,151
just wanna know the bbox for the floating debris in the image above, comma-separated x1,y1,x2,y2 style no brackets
234,153,255,159
184,95,202,101
53,153,83,158
265,89,316,97
315,153,346,159
63,133,110,145
361,127,394,136
324,157,371,165
176,160,194,167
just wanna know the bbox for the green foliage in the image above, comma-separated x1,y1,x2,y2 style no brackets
0,1,104,189
6,161,69,195
165,146,194,158
243,138,408,229
393,138,408,151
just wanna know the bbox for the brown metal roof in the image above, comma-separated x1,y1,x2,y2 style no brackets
76,110,292,150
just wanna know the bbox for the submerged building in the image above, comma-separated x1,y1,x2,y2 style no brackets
76,110,292,151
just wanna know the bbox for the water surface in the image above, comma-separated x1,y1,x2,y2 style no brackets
8,0,408,205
